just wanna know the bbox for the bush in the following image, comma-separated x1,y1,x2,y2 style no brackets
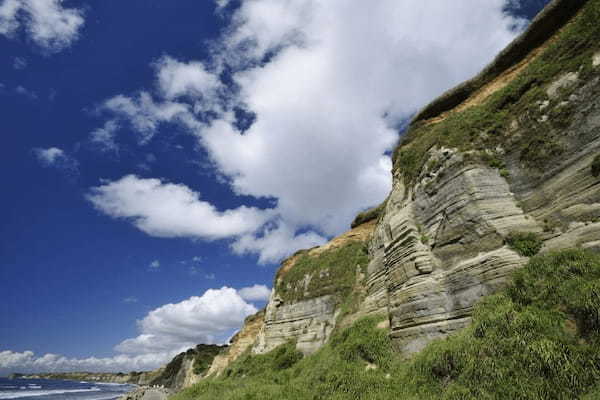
506,231,544,256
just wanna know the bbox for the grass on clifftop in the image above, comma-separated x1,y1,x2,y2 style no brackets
394,0,600,184
277,241,369,303
171,249,600,399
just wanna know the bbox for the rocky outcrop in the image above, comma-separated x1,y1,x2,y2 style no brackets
252,222,374,355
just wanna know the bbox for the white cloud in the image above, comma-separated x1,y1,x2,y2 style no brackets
102,92,189,144
0,0,84,52
155,56,222,101
238,284,271,302
215,0,230,11
33,147,78,173
0,286,262,374
149,260,160,270
0,0,21,36
90,120,120,152
115,287,257,354
87,175,273,240
34,147,64,164
92,0,529,263
232,220,326,264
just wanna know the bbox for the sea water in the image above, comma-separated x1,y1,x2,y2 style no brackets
0,378,135,400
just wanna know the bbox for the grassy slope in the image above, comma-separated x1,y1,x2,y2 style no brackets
171,249,600,399
394,0,600,185
276,241,369,304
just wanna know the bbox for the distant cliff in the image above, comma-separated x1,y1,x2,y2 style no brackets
8,370,161,385
10,344,226,391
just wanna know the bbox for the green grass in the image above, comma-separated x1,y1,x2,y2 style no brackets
171,249,600,399
506,231,544,257
393,0,600,185
351,201,387,228
277,241,369,303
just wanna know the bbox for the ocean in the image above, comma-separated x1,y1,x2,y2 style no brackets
0,378,135,400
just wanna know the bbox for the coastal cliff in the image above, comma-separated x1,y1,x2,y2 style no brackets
10,344,225,392
245,0,600,358
168,0,600,398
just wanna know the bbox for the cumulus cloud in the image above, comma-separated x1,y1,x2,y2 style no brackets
0,0,84,52
149,260,160,270
87,175,272,240
91,0,531,263
238,284,271,302
33,147,79,173
115,287,257,354
0,286,262,374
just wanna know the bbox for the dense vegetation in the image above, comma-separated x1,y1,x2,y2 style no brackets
506,231,544,256
277,241,369,303
171,249,600,399
394,0,600,184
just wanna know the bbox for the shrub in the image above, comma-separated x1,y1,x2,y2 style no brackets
506,231,544,256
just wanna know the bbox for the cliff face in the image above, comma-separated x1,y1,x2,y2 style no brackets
377,0,600,354
205,0,600,365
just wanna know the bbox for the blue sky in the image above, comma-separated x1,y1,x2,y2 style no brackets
0,0,548,374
